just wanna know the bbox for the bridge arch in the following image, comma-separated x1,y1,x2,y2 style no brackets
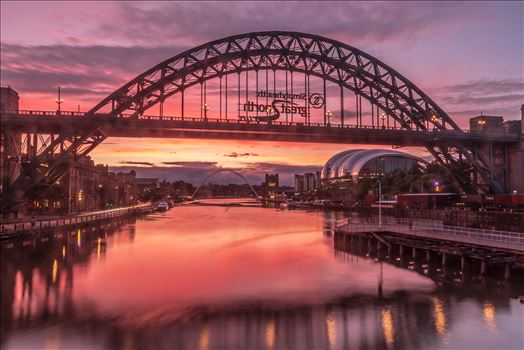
191,169,259,199
89,31,458,132
88,31,504,194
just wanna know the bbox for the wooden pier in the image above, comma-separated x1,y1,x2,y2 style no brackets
334,217,524,283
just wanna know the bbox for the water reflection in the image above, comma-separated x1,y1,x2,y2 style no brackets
432,297,448,343
325,309,336,350
483,301,497,331
1,200,522,349
265,317,276,349
381,306,394,349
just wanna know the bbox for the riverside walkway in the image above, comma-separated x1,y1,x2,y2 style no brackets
335,216,524,253
0,203,154,242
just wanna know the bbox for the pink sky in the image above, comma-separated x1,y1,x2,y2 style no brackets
1,1,522,184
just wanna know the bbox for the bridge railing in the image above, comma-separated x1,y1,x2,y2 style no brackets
4,110,521,137
0,110,465,132
335,216,524,249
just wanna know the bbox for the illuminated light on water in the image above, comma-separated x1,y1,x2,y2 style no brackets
381,307,394,349
77,229,81,248
325,310,336,350
62,246,66,258
199,325,209,350
483,301,497,331
433,297,448,342
97,237,102,259
52,259,58,283
265,318,276,349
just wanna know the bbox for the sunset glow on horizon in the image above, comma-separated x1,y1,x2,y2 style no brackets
1,1,522,184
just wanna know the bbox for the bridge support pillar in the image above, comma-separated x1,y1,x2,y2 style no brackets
441,253,448,277
460,256,469,282
480,260,487,276
507,138,524,194
504,264,511,280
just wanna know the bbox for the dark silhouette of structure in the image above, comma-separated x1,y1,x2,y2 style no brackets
1,32,523,215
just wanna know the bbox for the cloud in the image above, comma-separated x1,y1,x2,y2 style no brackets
438,79,524,95
0,44,183,101
119,161,155,167
429,79,524,122
223,152,259,158
160,161,219,168
92,2,488,47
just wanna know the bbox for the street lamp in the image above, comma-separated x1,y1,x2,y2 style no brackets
202,103,210,121
55,86,63,114
478,119,486,132
380,113,386,129
325,110,332,126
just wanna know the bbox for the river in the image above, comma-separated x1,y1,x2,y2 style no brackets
1,199,522,349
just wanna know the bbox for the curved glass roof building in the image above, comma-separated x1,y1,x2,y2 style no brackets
321,149,424,184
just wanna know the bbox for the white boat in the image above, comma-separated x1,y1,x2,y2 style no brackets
156,201,169,211
280,200,296,209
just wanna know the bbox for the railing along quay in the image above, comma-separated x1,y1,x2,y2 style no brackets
0,204,154,240
335,216,524,252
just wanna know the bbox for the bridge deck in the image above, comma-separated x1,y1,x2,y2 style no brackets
1,111,520,145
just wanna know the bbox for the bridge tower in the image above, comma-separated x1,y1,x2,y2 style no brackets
0,87,22,216
468,108,524,194
507,105,524,193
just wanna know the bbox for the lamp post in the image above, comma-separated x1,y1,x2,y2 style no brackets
325,110,332,126
380,113,386,129
478,119,486,132
430,115,438,130
202,103,210,121
266,106,273,124
55,86,63,114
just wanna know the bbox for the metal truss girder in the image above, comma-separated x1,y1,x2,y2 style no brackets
108,50,420,131
85,31,506,194
425,142,506,194
1,128,107,212
88,32,459,130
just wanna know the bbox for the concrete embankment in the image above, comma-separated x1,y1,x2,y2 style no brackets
0,204,155,243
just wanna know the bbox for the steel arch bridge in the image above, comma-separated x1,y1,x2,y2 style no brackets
191,169,259,199
2,31,516,213
87,31,502,193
